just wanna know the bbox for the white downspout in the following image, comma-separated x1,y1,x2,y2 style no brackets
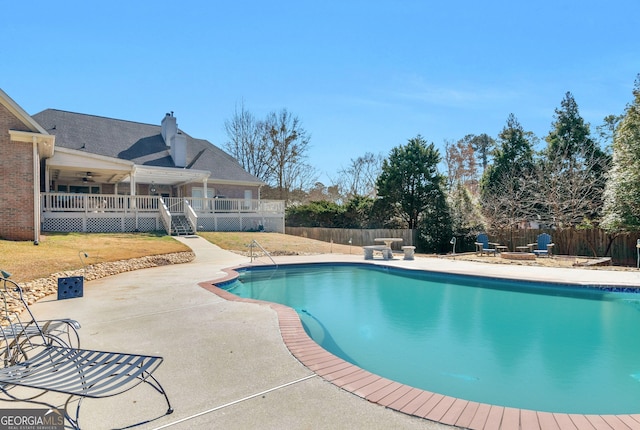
32,137,40,245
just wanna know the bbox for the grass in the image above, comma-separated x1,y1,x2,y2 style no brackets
2,231,621,284
198,232,360,256
0,232,190,282
0,232,359,282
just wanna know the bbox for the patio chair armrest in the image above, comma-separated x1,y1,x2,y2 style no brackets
39,319,82,348
7,319,82,349
526,243,536,247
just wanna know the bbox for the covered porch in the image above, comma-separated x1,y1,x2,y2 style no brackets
41,148,284,234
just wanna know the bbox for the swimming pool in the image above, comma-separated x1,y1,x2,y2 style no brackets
223,263,640,415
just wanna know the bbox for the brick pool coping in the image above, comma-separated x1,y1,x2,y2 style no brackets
200,266,640,430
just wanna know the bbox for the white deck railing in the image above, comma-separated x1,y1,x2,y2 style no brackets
42,193,159,213
41,193,284,215
40,193,285,234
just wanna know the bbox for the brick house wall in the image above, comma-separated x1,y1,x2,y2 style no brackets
0,103,35,241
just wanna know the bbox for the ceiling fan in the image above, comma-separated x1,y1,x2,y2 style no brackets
79,172,95,182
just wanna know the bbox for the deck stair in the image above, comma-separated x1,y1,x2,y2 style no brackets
171,215,194,236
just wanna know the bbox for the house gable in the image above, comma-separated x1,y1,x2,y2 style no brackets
0,89,54,242
0,89,48,135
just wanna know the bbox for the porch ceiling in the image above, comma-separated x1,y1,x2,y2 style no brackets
51,166,210,186
47,147,134,184
127,166,210,186
51,167,129,184
47,148,210,186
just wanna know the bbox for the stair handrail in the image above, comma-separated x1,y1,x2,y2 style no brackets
248,239,277,268
183,199,198,234
159,198,172,235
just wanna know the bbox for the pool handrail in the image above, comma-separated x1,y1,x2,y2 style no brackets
248,239,278,268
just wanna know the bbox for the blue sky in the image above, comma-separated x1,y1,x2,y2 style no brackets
2,0,639,183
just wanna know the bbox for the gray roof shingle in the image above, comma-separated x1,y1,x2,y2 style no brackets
32,109,263,184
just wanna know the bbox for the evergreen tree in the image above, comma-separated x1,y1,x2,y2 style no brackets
469,133,496,173
481,114,534,192
376,135,451,251
448,182,485,250
417,187,453,253
480,114,535,229
541,92,609,228
602,75,640,232
545,92,601,160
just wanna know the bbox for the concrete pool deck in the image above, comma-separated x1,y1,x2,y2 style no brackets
20,236,640,429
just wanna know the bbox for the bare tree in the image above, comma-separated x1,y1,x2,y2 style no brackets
224,105,314,202
336,152,384,199
481,164,532,231
282,161,318,204
223,101,272,182
264,109,312,200
527,149,610,255
531,151,605,228
306,181,341,203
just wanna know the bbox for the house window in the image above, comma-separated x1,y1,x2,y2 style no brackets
192,187,215,199
244,190,252,209
192,187,215,210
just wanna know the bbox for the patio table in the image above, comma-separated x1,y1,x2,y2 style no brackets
374,238,403,248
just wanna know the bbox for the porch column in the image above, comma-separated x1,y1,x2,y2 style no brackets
203,179,209,212
130,168,137,209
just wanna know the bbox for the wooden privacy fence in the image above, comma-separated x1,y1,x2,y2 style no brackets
286,226,640,266
490,228,640,266
285,227,414,250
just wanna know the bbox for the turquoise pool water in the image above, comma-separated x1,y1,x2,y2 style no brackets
224,263,640,414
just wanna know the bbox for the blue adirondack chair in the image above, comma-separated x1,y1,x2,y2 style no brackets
475,233,497,256
529,233,554,257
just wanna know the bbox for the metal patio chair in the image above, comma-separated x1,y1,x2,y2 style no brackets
0,275,173,429
0,271,81,365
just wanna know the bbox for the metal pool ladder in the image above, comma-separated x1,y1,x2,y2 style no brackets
248,239,278,268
